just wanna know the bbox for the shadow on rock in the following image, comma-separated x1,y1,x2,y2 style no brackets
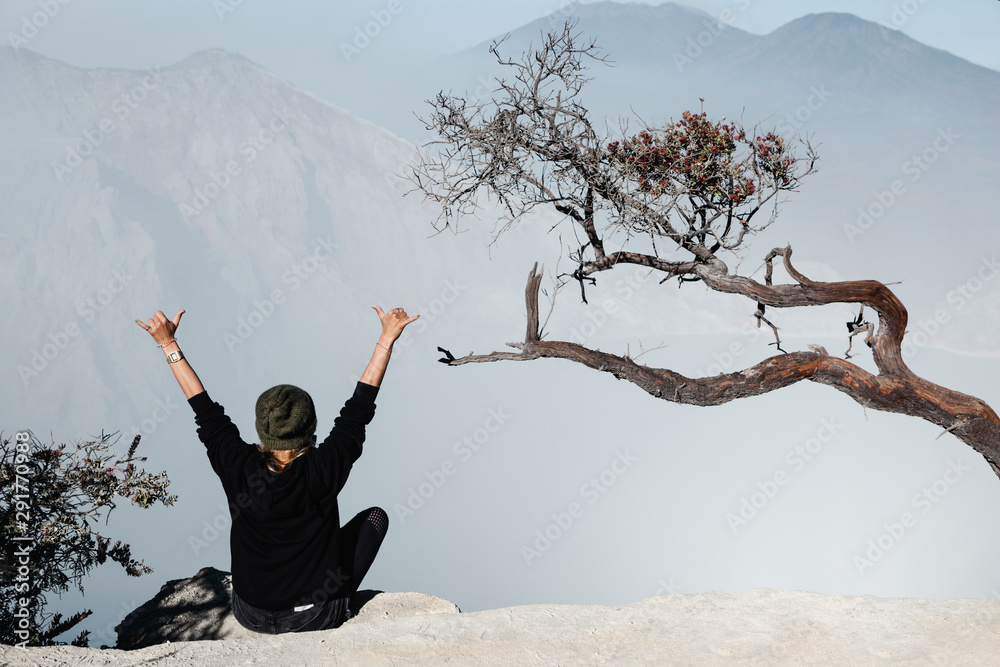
115,567,248,649
114,566,450,649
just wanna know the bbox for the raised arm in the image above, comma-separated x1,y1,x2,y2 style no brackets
136,309,206,399
359,305,419,388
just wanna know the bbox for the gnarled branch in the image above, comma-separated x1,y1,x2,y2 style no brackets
444,265,1000,478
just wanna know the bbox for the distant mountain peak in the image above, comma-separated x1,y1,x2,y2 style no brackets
170,47,274,77
175,47,256,67
547,1,713,20
774,11,902,42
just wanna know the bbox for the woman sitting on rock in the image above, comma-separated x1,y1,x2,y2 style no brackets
136,305,418,633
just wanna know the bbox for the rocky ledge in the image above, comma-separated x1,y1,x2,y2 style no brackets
1,568,998,665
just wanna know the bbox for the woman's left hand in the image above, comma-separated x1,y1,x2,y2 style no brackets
136,310,185,347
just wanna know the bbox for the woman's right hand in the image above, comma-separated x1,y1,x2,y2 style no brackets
372,305,419,346
360,306,418,388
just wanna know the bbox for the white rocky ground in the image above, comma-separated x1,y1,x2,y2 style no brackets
3,589,999,666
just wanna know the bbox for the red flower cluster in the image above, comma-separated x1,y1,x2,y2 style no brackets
606,111,758,206
754,132,795,186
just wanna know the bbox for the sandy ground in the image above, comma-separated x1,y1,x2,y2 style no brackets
3,589,999,666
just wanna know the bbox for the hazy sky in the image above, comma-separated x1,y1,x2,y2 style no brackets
4,1,996,144
2,1,997,80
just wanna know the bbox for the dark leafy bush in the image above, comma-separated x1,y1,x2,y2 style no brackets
1,430,176,647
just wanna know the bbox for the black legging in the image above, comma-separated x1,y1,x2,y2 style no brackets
337,506,389,596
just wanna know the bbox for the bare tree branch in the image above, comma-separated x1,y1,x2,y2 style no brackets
444,267,1000,476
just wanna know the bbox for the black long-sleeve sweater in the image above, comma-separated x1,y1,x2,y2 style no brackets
187,381,379,610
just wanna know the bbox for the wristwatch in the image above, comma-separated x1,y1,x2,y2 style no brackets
167,350,184,364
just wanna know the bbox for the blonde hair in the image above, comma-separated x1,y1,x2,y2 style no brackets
258,444,311,473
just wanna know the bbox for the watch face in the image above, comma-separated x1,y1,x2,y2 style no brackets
169,351,181,362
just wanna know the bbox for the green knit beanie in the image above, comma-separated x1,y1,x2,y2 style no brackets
255,384,317,451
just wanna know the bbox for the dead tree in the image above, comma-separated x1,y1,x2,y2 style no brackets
410,23,1000,477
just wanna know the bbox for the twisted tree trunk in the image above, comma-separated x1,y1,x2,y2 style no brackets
444,262,1000,478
